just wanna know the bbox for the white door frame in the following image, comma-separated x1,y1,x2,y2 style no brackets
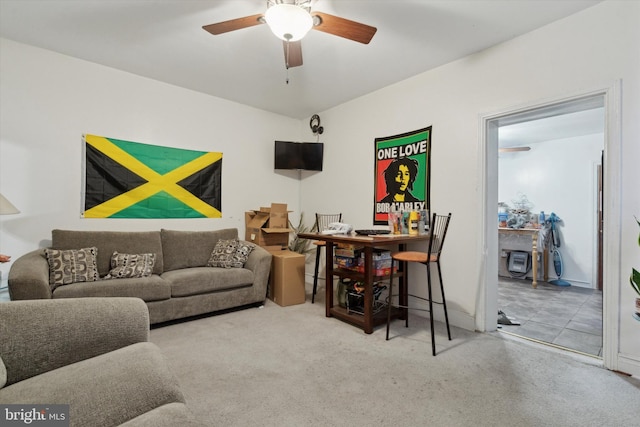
477,82,621,371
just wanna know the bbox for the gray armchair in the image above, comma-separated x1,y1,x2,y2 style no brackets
0,298,206,427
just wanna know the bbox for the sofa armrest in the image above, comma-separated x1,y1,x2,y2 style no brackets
242,243,272,297
0,297,150,387
8,249,52,300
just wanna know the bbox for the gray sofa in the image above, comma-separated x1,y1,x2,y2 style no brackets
0,297,207,427
8,228,272,324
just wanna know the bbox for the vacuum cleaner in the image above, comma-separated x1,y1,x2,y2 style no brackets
547,212,571,287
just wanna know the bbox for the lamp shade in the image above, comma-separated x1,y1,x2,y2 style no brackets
264,3,313,42
0,193,20,215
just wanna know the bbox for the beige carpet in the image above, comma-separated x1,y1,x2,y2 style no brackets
150,297,639,426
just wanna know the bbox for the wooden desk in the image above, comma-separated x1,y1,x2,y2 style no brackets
498,227,547,288
298,232,431,334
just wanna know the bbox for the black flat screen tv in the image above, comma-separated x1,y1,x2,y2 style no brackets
300,142,323,171
274,141,323,171
274,141,300,170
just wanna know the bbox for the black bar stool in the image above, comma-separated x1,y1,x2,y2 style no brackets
385,212,452,355
312,213,342,303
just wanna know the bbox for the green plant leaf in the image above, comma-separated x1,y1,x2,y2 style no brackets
631,268,640,296
288,212,315,257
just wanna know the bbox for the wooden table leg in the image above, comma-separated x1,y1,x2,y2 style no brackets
363,246,373,334
532,235,538,289
398,243,408,321
326,242,334,317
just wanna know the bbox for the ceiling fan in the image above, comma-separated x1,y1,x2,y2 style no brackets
499,147,531,153
202,0,377,69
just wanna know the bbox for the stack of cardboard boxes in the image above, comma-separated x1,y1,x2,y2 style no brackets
245,203,306,306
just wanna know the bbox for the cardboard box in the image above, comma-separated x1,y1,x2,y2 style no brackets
245,203,293,248
334,255,359,269
268,202,289,228
357,257,393,269
334,246,363,258
268,250,306,307
360,249,392,261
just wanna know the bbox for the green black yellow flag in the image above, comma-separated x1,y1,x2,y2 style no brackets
83,134,222,218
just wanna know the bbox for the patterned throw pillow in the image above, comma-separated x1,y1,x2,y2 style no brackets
44,247,99,289
104,252,156,279
231,241,255,268
207,239,240,268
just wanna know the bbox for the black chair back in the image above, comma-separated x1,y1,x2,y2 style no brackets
427,213,452,261
314,213,342,232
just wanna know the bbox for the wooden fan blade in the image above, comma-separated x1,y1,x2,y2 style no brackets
499,147,531,153
311,12,377,44
202,14,264,35
283,40,303,68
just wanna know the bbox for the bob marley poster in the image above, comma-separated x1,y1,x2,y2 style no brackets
373,126,431,225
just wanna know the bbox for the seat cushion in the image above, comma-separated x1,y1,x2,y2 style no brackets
0,342,185,427
52,275,171,302
162,267,254,298
391,251,431,263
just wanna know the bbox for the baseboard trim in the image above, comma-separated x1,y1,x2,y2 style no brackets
409,300,475,331
616,353,640,378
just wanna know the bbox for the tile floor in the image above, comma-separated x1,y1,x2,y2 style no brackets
497,277,603,357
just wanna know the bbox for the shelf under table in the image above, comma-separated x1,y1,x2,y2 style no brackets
299,231,432,334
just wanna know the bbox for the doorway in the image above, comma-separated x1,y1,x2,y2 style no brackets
480,86,622,369
496,96,604,356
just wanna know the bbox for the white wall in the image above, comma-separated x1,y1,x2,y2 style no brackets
499,134,604,288
301,1,640,374
0,38,302,276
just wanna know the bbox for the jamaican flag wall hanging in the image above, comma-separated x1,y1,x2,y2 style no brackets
83,134,222,218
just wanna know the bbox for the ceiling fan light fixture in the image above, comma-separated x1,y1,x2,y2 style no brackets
264,4,313,42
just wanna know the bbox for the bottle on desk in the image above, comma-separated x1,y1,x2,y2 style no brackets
498,212,508,228
409,211,419,235
401,211,409,234
418,210,427,235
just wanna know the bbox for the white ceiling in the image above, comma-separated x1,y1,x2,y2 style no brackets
0,0,603,120
497,93,605,148
499,107,604,148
